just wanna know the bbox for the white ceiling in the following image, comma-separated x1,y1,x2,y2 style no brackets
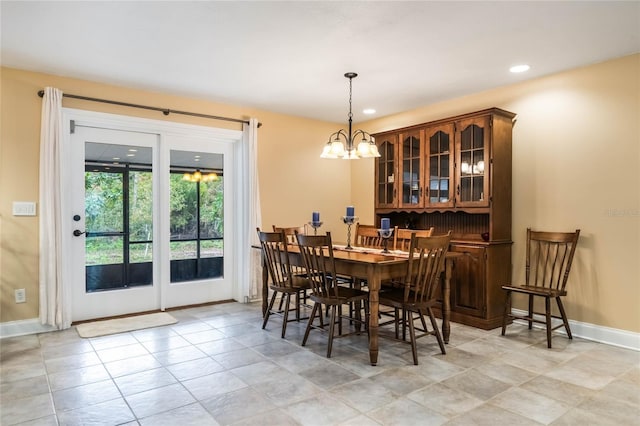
2,1,639,123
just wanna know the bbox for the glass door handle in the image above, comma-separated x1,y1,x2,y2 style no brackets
73,230,86,237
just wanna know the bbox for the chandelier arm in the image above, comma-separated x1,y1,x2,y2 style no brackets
352,129,372,139
327,130,347,142
335,129,349,141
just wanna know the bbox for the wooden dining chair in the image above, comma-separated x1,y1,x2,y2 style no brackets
380,227,435,293
272,225,311,303
273,225,306,244
344,223,393,317
257,228,311,338
501,228,580,348
379,231,451,365
394,227,434,251
354,223,398,249
295,231,369,358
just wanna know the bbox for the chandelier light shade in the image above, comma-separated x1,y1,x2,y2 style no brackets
321,72,380,160
182,169,219,182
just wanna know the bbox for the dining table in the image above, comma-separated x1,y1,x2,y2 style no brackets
259,243,460,366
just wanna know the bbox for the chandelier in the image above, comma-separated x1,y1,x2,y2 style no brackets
320,72,380,159
182,169,218,182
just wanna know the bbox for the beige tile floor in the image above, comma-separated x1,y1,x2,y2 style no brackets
1,302,638,425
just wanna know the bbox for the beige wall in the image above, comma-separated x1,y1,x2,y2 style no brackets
0,67,348,323
1,53,639,334
353,54,640,333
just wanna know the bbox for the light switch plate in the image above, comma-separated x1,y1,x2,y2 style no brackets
12,202,37,216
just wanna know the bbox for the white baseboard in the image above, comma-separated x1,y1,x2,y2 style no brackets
510,308,640,351
0,318,58,339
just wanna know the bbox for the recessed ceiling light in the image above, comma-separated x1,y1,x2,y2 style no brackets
363,109,376,115
194,158,200,161
510,64,530,73
128,148,138,152
112,157,120,160
127,154,135,157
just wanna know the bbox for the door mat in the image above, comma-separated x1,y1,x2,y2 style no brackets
76,312,178,338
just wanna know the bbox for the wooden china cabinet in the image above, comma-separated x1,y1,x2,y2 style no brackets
373,108,516,329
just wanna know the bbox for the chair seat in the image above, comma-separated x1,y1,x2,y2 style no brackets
269,277,311,294
379,288,436,311
309,287,369,306
380,279,404,290
502,284,566,298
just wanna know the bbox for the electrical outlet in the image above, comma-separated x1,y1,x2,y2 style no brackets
15,288,26,303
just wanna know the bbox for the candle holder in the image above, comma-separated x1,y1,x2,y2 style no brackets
307,221,323,235
342,216,359,249
378,228,394,253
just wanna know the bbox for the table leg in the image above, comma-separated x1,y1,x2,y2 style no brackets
442,258,452,343
367,265,380,365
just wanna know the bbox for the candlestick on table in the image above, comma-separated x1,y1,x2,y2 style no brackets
342,215,358,249
378,228,394,253
308,221,323,235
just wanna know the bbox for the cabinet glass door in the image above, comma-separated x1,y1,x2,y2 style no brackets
375,134,398,208
399,130,423,208
426,124,455,208
456,116,490,207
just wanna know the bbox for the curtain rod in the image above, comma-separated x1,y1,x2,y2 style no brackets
37,90,261,127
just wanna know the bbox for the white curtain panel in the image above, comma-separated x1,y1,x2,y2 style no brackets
39,87,70,328
245,118,262,301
